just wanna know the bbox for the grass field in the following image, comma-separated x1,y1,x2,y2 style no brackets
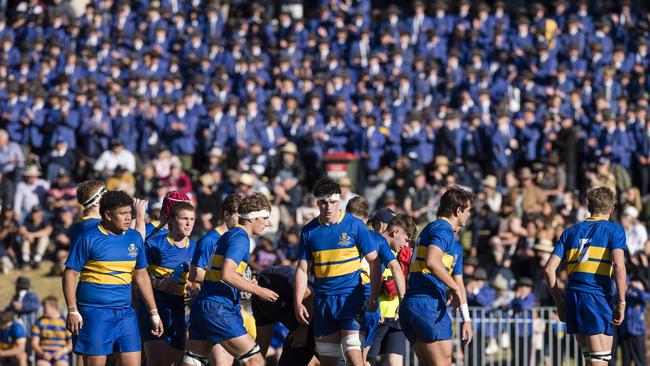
0,264,65,305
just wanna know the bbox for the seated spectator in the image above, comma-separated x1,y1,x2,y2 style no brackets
161,161,193,196
0,129,24,182
5,277,40,322
45,170,76,210
105,166,136,196
0,310,27,366
250,236,280,272
17,206,52,268
295,194,319,226
404,170,433,225
42,139,76,182
505,167,546,218
31,296,72,366
277,227,301,265
135,164,157,201
272,171,302,214
152,149,182,179
93,139,136,175
621,206,648,256
585,157,617,193
618,276,650,366
0,208,18,274
49,206,74,276
13,165,50,222
195,173,220,232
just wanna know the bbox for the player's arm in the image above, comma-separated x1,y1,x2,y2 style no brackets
544,254,565,319
0,339,26,357
294,258,310,325
365,250,382,311
426,245,462,302
133,268,164,336
221,259,278,301
612,248,627,325
30,332,46,359
188,265,206,284
62,269,82,334
134,198,147,241
387,259,406,300
454,274,473,346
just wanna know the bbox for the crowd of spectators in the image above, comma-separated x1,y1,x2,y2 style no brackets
1,0,650,363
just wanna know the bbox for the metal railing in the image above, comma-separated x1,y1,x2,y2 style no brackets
405,307,585,366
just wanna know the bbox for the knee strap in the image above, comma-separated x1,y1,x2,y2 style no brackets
182,351,208,366
238,344,261,363
315,341,342,358
590,351,612,362
342,333,363,353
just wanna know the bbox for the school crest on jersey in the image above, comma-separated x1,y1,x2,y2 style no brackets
128,243,138,258
338,232,352,246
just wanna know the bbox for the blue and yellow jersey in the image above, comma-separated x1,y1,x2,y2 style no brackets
65,224,147,308
361,231,396,296
146,220,169,238
198,226,250,305
145,233,197,299
31,315,70,352
69,216,101,249
0,321,26,350
552,217,627,296
408,218,463,300
192,227,227,269
299,212,376,295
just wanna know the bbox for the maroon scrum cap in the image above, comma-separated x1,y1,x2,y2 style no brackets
161,191,191,217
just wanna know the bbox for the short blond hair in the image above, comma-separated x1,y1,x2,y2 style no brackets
587,187,616,214
76,180,105,207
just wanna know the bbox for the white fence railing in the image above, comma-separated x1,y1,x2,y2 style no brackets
403,306,585,366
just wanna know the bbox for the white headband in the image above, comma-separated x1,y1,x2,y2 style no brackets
316,193,341,202
82,187,106,209
240,210,270,220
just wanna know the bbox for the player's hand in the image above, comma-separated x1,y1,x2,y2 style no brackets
52,349,63,360
366,297,379,313
66,311,83,335
134,198,148,222
150,311,164,337
461,322,473,347
295,303,310,325
450,288,462,311
257,287,279,303
287,325,309,348
612,302,625,326
159,277,179,294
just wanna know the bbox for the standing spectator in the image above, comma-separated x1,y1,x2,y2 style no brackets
31,296,72,366
618,276,650,366
161,161,193,196
18,206,53,268
13,165,50,223
0,310,27,366
6,277,40,327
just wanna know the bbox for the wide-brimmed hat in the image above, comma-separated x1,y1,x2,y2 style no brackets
533,238,555,253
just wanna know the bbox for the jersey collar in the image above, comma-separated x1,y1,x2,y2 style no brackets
318,210,345,226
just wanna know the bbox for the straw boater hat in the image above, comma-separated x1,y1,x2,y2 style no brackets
23,165,41,177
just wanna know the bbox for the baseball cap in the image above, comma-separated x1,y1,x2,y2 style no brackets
371,208,395,224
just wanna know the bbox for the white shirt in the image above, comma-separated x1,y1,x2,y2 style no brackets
626,222,648,256
93,149,137,173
